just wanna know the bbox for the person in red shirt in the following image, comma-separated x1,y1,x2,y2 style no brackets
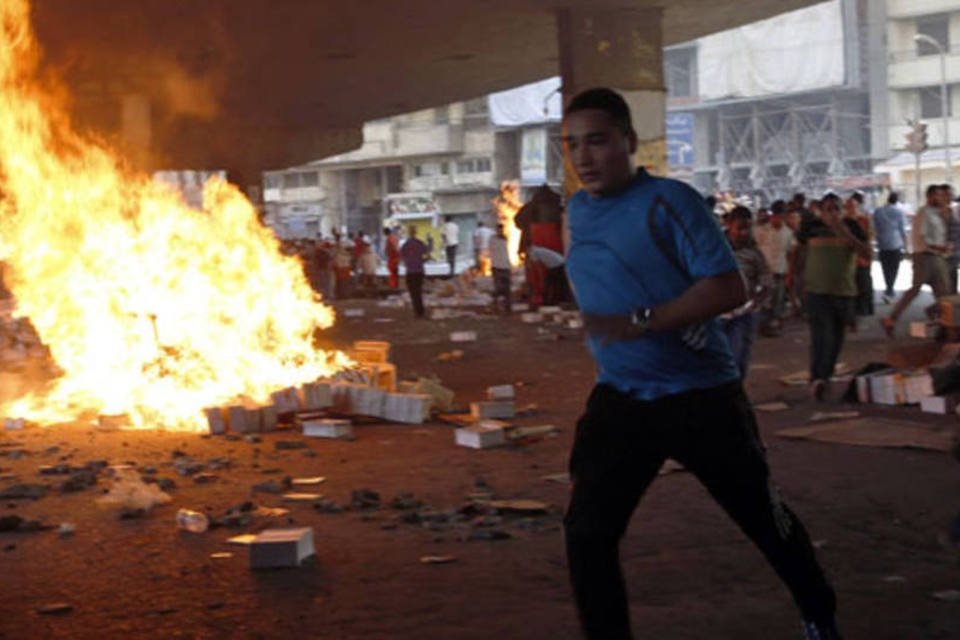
385,227,400,289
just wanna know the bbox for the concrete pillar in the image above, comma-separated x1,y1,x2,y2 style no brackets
556,6,666,199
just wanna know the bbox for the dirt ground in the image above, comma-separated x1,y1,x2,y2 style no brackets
1,291,958,640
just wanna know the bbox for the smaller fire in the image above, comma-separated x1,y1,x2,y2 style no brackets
492,181,523,267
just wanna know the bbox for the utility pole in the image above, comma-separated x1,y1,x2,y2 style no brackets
906,119,929,207
914,34,951,185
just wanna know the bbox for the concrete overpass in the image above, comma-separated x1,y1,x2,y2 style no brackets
30,0,820,188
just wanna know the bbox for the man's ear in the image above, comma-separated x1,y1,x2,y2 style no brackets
626,130,638,155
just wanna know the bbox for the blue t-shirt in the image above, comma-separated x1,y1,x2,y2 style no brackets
566,169,741,400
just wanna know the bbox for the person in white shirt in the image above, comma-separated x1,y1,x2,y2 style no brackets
489,223,512,312
472,221,494,273
882,184,951,337
754,200,795,331
442,215,459,277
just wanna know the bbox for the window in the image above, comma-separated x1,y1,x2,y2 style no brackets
264,174,280,189
413,162,442,177
440,162,449,175
920,85,952,119
434,106,450,125
665,47,696,98
455,158,492,173
281,173,300,189
464,98,489,119
916,14,949,57
300,171,319,187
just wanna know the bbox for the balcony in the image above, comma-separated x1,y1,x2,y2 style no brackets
888,0,956,19
889,49,960,89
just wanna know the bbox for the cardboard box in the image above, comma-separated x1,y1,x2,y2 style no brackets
3,417,25,431
470,400,516,420
350,340,390,364
298,382,332,410
567,318,584,330
909,321,938,338
450,331,477,342
258,405,279,432
486,384,515,400
303,418,353,439
332,383,386,417
520,312,542,324
227,405,258,433
903,371,934,404
270,387,301,414
249,527,316,569
869,372,905,405
203,408,226,435
538,305,562,314
921,394,960,414
455,425,506,449
415,377,455,413
360,362,397,392
382,393,433,424
342,308,365,318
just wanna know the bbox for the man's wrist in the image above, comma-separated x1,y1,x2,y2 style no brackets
630,307,654,336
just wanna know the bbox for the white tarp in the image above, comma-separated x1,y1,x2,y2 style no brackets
488,77,562,127
697,0,844,101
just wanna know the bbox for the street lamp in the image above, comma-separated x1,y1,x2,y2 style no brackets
914,33,951,184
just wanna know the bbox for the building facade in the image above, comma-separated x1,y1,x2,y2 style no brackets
262,93,563,259
664,0,878,206
874,0,960,203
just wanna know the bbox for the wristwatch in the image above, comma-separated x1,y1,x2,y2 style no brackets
630,307,654,334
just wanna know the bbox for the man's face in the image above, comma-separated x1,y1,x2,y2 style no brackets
562,109,637,197
770,213,784,229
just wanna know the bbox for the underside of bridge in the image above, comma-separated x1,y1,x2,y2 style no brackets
30,0,819,181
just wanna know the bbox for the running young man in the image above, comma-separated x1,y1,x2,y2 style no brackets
561,88,840,640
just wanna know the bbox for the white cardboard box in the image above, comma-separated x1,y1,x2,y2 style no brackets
227,405,257,433
303,418,353,439
258,405,279,432
869,372,905,406
382,393,432,424
298,382,333,410
3,417,25,431
922,394,960,414
909,321,938,338
455,425,506,449
450,331,477,343
903,372,934,405
249,527,316,569
470,400,516,420
486,384,515,401
271,387,301,414
203,408,226,435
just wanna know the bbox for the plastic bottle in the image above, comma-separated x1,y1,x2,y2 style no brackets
175,508,209,533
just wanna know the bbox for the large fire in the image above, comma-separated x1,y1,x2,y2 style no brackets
0,0,346,431
492,181,523,267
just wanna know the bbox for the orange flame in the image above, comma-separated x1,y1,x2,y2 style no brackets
0,0,347,431
492,181,523,267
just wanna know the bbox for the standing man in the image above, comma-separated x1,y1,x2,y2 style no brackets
399,225,429,318
442,215,459,278
882,184,951,337
872,192,907,302
943,184,960,293
489,223,512,313
385,227,401,290
561,87,840,640
797,194,871,399
754,199,795,334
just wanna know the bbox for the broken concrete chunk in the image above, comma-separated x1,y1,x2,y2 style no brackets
0,483,48,500
275,440,307,450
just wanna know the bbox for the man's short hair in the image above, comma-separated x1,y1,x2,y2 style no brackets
791,193,806,205
564,88,634,135
770,199,787,215
887,192,899,204
728,206,752,223
926,184,940,198
850,191,864,204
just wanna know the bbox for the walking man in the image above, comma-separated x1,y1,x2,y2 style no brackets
882,184,951,337
872,192,907,301
399,225,429,318
561,87,840,640
755,199,795,333
797,194,871,399
442,215,459,277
